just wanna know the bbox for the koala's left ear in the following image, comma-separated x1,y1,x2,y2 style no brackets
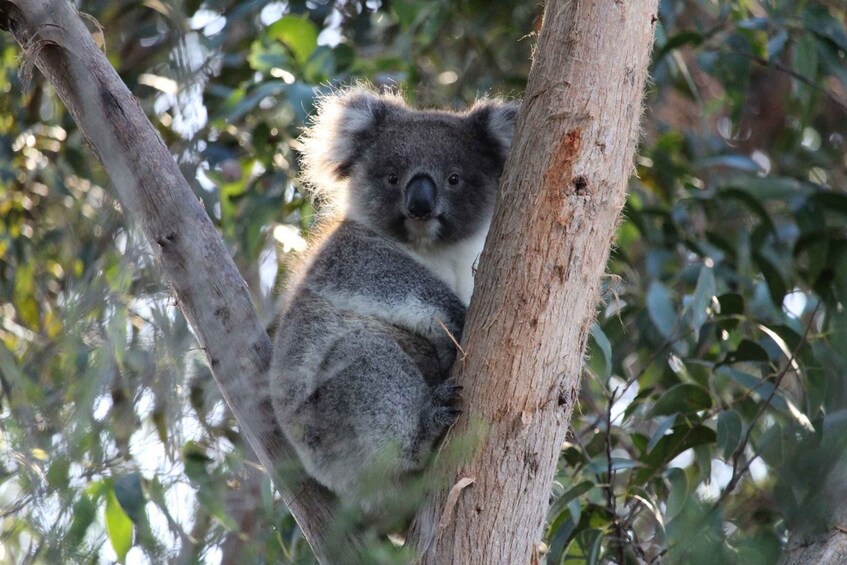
468,99,521,154
298,86,405,199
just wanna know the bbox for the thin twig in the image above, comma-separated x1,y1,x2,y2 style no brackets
727,48,847,115
716,301,821,506
604,387,626,564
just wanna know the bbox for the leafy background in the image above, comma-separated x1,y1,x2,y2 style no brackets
1,0,846,563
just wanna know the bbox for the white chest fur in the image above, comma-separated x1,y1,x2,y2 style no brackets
400,226,489,306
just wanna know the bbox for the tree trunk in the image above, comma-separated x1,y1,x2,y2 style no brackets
0,1,360,561
781,532,847,565
2,0,660,562
409,2,659,563
780,462,847,565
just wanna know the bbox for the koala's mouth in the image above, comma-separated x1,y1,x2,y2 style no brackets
403,216,442,242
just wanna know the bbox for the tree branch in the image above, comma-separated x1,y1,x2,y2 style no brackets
0,1,362,561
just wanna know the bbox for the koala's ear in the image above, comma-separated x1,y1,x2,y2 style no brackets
467,99,521,155
299,87,404,192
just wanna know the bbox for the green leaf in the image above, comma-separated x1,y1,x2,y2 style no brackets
687,265,716,335
767,29,789,60
716,410,743,459
715,366,790,411
219,81,288,122
392,0,423,28
754,251,788,307
647,415,677,451
182,440,212,483
303,45,337,84
635,425,716,484
586,456,641,474
721,339,770,364
114,473,146,526
730,176,813,200
628,486,666,534
67,494,97,549
547,480,595,524
268,16,319,67
647,282,677,340
717,187,776,234
650,383,712,417
105,485,134,562
758,421,784,466
805,7,847,51
590,324,612,379
665,467,689,520
564,528,604,565
656,31,704,62
810,191,847,218
791,33,818,122
696,154,760,173
46,455,70,492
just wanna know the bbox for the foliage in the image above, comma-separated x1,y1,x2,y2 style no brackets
0,0,845,563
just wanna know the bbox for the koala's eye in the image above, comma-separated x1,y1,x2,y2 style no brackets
448,174,460,186
387,173,399,185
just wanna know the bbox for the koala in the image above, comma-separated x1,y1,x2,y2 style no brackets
270,86,518,518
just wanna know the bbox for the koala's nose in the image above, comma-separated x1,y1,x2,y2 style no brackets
404,174,438,220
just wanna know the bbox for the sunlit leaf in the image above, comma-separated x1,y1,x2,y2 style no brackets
564,528,604,565
105,485,134,562
268,16,319,67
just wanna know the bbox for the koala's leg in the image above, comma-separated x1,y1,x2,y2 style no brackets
280,329,460,507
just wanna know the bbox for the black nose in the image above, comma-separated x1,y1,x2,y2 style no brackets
405,174,437,220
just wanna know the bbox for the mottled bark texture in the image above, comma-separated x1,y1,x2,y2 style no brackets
0,1,360,562
408,2,659,563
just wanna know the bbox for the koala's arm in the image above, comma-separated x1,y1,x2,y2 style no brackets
309,222,466,369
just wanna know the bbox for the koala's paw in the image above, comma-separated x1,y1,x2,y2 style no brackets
428,405,462,438
426,377,463,436
433,377,463,406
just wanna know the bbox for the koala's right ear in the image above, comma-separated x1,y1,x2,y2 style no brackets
299,87,404,194
467,98,521,157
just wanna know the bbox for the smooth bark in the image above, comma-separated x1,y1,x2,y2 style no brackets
2,0,664,562
0,1,360,561
409,2,659,563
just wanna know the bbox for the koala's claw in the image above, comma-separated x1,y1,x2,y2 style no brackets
433,377,463,406
426,378,464,436
430,405,462,432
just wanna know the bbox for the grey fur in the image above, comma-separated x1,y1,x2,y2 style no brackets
271,86,518,517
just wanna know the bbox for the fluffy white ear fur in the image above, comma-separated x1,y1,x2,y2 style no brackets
299,86,407,209
467,99,521,152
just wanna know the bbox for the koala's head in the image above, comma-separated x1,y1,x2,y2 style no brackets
299,86,519,245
